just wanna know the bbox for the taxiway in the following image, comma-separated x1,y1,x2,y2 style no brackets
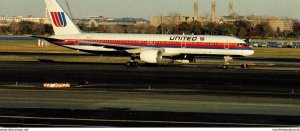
0,59,299,127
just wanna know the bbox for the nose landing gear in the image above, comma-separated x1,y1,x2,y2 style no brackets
223,56,233,69
223,56,249,69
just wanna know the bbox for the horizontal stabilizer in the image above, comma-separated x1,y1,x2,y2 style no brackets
32,36,65,46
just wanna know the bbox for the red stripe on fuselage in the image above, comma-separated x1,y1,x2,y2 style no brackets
59,39,250,49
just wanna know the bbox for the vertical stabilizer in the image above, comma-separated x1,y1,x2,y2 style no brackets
45,0,81,35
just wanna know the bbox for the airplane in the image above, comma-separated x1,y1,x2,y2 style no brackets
37,0,254,67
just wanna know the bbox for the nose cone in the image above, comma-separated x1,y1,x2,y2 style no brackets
244,48,254,56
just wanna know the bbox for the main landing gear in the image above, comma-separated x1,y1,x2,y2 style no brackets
126,61,138,66
126,55,139,67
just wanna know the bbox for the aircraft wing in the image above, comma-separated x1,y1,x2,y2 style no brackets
92,43,166,54
90,42,136,50
33,36,135,50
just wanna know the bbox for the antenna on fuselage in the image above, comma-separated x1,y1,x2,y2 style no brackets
64,0,74,19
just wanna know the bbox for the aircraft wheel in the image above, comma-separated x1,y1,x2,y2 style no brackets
126,62,139,67
241,64,248,68
126,62,131,66
223,65,229,69
132,62,139,66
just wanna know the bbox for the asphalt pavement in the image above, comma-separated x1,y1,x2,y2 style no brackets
0,60,299,127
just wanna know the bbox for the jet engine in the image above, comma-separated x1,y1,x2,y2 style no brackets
140,50,163,63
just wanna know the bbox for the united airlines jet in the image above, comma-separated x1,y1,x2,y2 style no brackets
37,0,254,67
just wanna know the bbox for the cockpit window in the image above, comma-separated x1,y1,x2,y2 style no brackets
237,43,248,47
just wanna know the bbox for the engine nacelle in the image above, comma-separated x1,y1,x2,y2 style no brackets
140,50,163,63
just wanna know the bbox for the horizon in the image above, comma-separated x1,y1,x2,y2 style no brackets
0,0,300,20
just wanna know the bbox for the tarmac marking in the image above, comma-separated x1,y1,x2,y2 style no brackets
0,122,87,127
0,88,144,95
0,94,300,111
0,97,105,103
0,96,300,109
0,115,293,127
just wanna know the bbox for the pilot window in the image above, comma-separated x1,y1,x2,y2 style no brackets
237,43,247,47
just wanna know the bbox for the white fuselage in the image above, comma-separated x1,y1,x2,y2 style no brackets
51,33,254,57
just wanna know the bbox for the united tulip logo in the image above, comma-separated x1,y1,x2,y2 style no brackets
50,12,67,27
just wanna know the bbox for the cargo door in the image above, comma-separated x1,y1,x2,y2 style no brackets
181,36,186,48
224,40,229,49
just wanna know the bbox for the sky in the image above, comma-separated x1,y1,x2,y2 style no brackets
1,0,300,20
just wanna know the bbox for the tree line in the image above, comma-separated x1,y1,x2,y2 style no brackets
158,20,300,39
1,20,300,39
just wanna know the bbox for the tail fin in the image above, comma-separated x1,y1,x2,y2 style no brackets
45,0,82,35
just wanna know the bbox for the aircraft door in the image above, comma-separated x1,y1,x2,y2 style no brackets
224,40,229,49
181,41,187,48
181,37,186,48
75,34,78,45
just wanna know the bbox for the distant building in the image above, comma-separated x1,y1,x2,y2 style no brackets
0,16,22,24
86,16,149,27
21,17,51,24
268,19,293,32
74,19,90,25
88,19,101,27
99,18,137,26
194,0,198,20
151,0,217,26
0,16,51,26
211,0,216,21
229,0,233,16
151,14,194,27
217,13,293,32
151,0,294,32
217,12,247,24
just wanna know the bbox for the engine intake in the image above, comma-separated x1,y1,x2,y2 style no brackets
140,50,163,63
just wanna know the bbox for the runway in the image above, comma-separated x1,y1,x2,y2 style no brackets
1,52,300,63
0,60,300,127
1,52,300,70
